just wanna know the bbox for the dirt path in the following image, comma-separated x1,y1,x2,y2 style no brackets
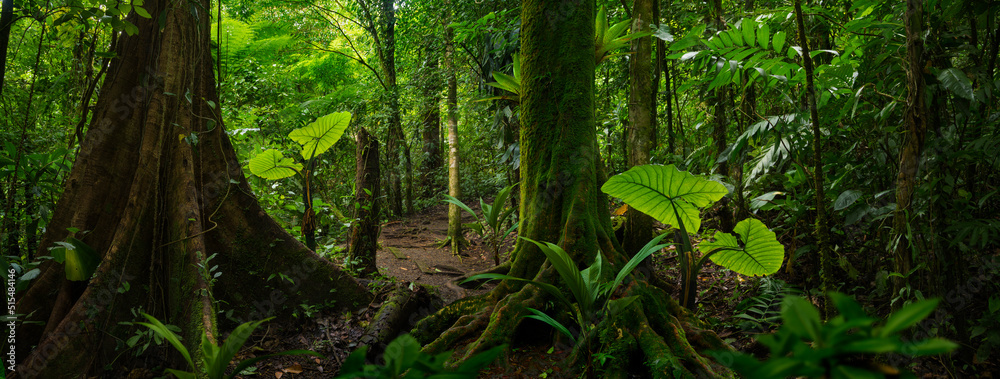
375,202,502,302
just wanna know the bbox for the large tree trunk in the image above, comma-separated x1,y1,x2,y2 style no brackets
413,1,731,376
624,0,655,256
350,127,381,277
11,0,371,376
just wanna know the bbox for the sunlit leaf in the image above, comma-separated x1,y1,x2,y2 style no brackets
602,164,728,232
248,149,300,180
289,112,351,160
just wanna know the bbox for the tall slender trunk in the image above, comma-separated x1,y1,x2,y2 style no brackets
0,0,14,98
624,0,655,255
380,0,409,217
445,21,463,256
892,0,926,300
655,0,674,155
709,0,733,232
794,0,831,312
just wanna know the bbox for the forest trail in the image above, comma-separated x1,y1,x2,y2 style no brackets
375,201,501,301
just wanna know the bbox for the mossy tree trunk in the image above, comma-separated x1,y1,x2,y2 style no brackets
414,1,732,376
11,0,372,376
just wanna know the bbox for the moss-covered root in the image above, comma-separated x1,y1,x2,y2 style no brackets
558,281,733,378
416,284,542,362
361,284,433,354
412,294,491,346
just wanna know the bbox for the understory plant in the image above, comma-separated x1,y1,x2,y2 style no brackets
248,111,351,251
464,233,670,345
443,183,518,264
720,292,957,378
138,314,321,379
334,333,504,378
602,164,784,309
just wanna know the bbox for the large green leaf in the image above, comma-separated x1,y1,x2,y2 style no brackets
289,111,351,160
601,164,728,232
879,298,940,337
248,149,301,179
936,68,974,101
701,218,783,276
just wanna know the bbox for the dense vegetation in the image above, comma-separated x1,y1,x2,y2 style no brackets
2,0,998,377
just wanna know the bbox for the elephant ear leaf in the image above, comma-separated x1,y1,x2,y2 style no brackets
289,111,351,160
601,164,728,232
248,149,301,180
701,218,783,276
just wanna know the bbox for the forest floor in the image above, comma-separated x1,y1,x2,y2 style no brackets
222,201,958,378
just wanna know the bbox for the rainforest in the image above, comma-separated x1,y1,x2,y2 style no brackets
1,0,998,377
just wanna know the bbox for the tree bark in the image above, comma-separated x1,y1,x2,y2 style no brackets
624,0,654,256
350,127,381,277
0,0,13,98
892,0,926,299
12,0,371,375
794,0,831,312
413,1,731,376
445,21,464,256
378,0,410,217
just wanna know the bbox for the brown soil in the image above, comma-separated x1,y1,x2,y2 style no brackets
213,201,509,379
374,202,502,302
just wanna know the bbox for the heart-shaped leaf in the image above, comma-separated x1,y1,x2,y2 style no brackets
289,111,351,160
248,149,301,180
701,218,783,276
602,164,728,232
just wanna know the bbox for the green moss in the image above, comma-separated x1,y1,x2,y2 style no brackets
412,294,489,344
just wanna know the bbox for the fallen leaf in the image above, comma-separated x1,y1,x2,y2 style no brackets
313,357,321,364
275,372,283,378
283,363,303,374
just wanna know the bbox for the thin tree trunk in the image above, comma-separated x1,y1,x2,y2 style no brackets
0,0,13,98
380,0,408,217
794,0,831,312
350,127,381,277
709,0,733,232
624,0,655,256
12,0,371,375
656,0,674,155
892,0,926,300
445,21,463,256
